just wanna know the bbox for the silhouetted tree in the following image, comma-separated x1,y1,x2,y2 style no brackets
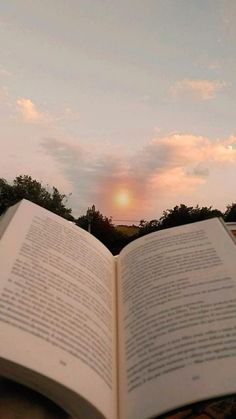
75,205,126,254
135,204,223,238
138,219,159,236
0,175,73,220
159,204,223,230
224,203,236,222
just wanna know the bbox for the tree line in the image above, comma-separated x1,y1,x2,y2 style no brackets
1,175,236,254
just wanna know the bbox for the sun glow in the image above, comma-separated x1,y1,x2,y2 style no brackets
115,190,131,208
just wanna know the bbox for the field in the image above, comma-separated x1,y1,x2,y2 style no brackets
115,225,139,237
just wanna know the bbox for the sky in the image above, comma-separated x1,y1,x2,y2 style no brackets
1,0,236,223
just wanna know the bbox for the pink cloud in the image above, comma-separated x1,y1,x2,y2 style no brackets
170,79,226,100
128,134,236,213
149,167,205,193
40,134,236,219
144,134,236,169
17,98,48,123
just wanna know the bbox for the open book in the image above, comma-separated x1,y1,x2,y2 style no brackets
0,199,236,419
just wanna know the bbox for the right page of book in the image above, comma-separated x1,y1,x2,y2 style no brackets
117,218,236,419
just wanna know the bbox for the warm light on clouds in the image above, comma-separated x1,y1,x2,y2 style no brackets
17,98,48,123
1,2,236,222
170,79,226,101
39,134,236,220
149,167,205,193
0,0,236,231
114,189,132,208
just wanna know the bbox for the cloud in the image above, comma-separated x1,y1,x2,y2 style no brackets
0,86,9,102
16,98,80,125
170,79,226,101
192,164,210,177
17,98,48,123
149,167,205,194
135,134,236,179
2,84,80,125
40,134,236,219
41,138,124,188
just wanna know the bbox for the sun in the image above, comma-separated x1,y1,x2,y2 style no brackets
115,190,131,208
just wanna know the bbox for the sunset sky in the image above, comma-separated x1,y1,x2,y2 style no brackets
1,1,236,222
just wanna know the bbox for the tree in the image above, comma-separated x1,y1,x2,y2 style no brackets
0,178,12,216
75,205,125,254
135,204,223,237
159,204,223,230
0,175,73,220
138,219,159,236
224,203,236,222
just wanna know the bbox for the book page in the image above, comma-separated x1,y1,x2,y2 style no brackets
117,219,236,419
0,200,117,419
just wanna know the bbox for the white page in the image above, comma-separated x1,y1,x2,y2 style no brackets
0,200,117,419
117,219,236,419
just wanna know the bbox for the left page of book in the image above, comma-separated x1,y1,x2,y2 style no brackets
0,200,117,419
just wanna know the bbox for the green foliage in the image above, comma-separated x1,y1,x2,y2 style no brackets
224,203,236,222
115,225,139,237
0,175,73,220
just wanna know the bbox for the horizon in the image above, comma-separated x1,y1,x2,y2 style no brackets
1,1,236,220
